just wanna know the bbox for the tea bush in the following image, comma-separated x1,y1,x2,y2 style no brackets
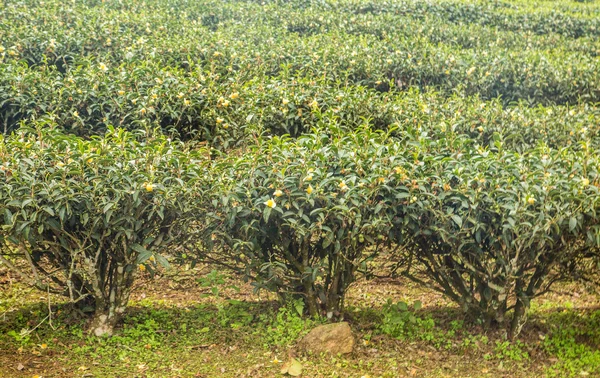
2,0,600,144
199,126,420,317
0,124,207,335
395,141,600,338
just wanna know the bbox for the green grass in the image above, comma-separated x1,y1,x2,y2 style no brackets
2,271,599,377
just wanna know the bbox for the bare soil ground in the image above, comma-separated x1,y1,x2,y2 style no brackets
1,265,599,378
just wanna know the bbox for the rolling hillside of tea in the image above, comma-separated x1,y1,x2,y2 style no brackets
1,0,600,377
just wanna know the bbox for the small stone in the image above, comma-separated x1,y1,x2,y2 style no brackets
298,322,354,355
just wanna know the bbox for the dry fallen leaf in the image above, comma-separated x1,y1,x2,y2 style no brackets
281,358,303,377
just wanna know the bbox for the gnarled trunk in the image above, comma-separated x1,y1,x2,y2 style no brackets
88,262,134,336
90,305,123,337
508,297,529,341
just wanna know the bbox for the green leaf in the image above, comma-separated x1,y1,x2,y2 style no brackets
155,254,171,269
322,231,334,249
134,244,152,263
263,207,272,223
374,203,383,214
132,243,149,254
413,301,422,311
3,209,13,224
451,215,463,228
569,216,577,232
102,202,114,213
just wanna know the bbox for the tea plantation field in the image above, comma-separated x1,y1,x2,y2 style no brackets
1,0,600,376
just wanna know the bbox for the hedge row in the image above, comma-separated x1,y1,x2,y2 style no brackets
335,0,600,39
3,0,599,63
1,0,599,109
2,60,598,150
1,0,599,341
2,126,598,339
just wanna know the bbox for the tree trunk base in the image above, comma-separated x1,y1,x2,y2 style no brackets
89,310,121,337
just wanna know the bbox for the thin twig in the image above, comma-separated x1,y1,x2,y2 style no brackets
47,285,56,331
